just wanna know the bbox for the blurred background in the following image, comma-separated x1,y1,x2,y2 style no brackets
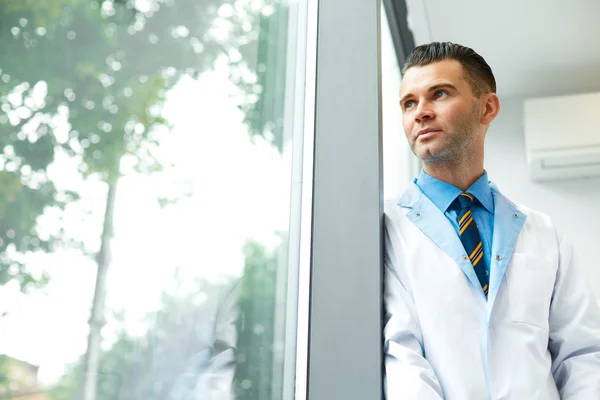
0,0,302,398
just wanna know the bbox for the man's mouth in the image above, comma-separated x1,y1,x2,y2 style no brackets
416,128,441,140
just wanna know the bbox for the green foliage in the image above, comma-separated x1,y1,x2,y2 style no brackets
0,0,240,288
47,240,281,400
0,0,288,288
233,240,278,399
0,0,290,396
0,356,9,397
237,4,289,152
48,282,226,399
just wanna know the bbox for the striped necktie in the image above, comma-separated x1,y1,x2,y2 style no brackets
455,193,489,298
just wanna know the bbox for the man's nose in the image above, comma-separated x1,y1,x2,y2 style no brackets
415,101,434,122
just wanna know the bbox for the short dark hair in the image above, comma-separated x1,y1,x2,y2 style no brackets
402,42,496,96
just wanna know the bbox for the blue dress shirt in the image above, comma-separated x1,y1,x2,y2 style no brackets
415,169,495,276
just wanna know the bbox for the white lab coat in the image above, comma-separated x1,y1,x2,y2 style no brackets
384,182,600,400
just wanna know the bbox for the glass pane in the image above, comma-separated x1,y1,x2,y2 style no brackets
0,0,309,399
381,4,417,201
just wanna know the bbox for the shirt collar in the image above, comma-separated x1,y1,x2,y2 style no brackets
415,169,494,214
467,171,494,213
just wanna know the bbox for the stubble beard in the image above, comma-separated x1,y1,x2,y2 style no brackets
417,101,480,166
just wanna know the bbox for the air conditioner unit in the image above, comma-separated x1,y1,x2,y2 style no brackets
523,92,600,182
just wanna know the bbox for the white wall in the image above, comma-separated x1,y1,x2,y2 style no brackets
486,97,600,297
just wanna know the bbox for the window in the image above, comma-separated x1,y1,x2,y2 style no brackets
0,0,311,399
381,1,419,200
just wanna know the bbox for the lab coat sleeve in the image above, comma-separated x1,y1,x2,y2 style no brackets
548,233,600,399
383,223,444,399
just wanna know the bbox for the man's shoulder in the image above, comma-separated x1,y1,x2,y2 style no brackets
496,193,560,258
504,196,555,229
517,203,560,248
490,183,555,228
515,203,552,222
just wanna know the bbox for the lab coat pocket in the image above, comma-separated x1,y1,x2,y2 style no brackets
506,254,554,331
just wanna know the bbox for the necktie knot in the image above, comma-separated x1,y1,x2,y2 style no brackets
456,193,474,211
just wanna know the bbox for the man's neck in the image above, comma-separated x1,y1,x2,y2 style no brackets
423,162,485,192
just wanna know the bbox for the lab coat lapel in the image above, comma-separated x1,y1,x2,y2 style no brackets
487,183,527,317
399,182,483,293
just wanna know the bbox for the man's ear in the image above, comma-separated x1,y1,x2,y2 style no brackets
481,93,500,125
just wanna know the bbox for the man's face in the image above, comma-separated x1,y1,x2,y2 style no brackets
399,59,482,164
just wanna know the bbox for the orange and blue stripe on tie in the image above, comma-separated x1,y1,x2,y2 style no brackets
455,193,489,299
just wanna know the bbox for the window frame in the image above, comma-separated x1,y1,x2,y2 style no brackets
301,0,416,399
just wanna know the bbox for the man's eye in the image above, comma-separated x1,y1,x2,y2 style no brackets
404,100,415,109
435,90,447,99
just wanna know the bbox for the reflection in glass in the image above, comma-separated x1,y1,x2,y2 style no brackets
0,0,304,399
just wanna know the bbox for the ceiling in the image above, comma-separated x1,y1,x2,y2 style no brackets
404,0,600,98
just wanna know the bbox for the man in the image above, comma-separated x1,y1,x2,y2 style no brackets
384,42,600,399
